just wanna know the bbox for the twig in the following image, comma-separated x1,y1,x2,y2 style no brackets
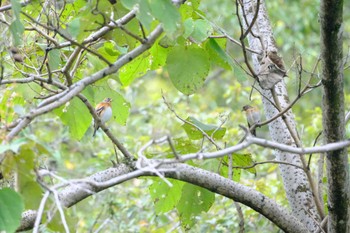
307,131,323,169
162,92,222,150
232,159,304,171
53,191,70,233
240,0,260,40
33,191,50,233
166,136,179,159
235,0,258,79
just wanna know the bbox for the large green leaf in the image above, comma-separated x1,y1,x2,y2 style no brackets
149,179,183,213
59,97,92,140
119,53,150,86
15,145,43,210
149,0,181,38
177,183,215,229
181,116,226,140
150,42,169,70
121,0,153,30
0,188,24,233
166,46,210,95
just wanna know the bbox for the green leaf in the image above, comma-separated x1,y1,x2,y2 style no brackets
9,0,23,45
0,138,27,154
170,138,199,154
10,0,21,18
149,0,181,38
0,188,24,233
166,46,210,95
181,116,226,140
48,49,61,70
15,145,43,210
232,153,256,175
119,54,150,86
9,19,24,46
121,0,153,30
177,183,215,229
59,98,92,140
206,38,232,70
67,17,81,39
183,18,195,39
206,39,247,81
149,179,183,213
97,41,120,63
150,42,169,70
190,19,213,43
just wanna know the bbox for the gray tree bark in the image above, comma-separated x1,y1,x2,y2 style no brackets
242,0,321,231
320,0,350,232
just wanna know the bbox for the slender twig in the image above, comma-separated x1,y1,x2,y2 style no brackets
240,0,260,40
53,191,70,233
33,191,50,233
166,136,179,159
235,0,258,79
307,132,323,169
232,159,304,171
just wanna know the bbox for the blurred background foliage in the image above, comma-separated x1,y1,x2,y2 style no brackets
0,0,350,232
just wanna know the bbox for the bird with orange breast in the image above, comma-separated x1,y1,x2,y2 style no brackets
242,105,261,136
93,98,113,137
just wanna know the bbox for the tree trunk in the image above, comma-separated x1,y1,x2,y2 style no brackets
241,0,320,231
320,0,350,232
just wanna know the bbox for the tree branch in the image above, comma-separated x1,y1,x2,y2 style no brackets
4,25,163,142
18,163,309,233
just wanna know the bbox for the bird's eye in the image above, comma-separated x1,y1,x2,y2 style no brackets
268,64,275,70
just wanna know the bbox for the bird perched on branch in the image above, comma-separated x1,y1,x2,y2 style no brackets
242,105,261,136
93,98,113,137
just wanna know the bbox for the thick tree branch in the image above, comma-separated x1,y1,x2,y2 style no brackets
18,163,309,233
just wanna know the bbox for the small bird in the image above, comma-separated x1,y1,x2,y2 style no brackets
93,98,113,137
242,105,261,136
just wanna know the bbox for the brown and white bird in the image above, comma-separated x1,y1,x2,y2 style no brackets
242,105,261,136
93,98,113,137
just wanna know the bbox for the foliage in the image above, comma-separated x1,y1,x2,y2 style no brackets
0,188,24,232
0,0,349,232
